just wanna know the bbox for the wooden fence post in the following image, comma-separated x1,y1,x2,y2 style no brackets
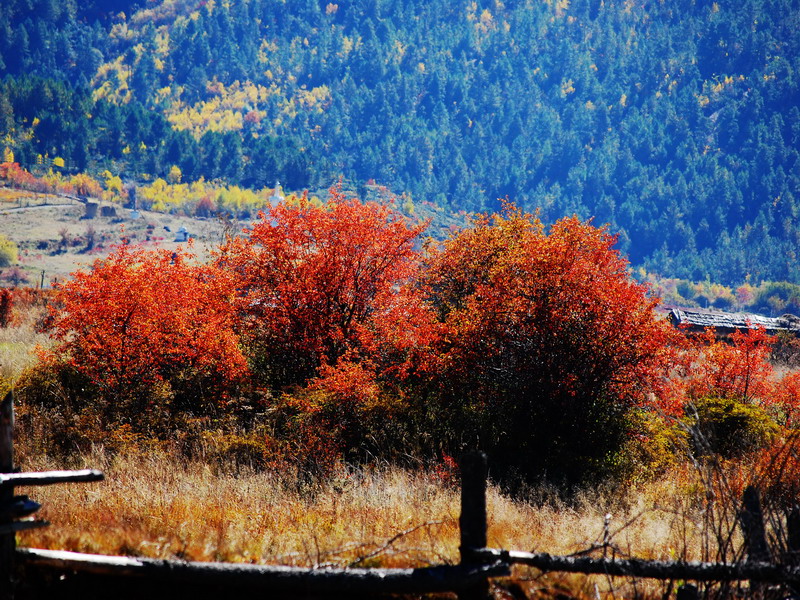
787,505,800,561
0,390,15,598
741,486,769,563
459,451,490,600
740,485,769,596
786,505,800,597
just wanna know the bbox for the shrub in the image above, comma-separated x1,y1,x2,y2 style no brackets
0,235,18,268
42,244,248,431
420,203,680,487
195,194,216,217
686,396,779,459
618,410,691,483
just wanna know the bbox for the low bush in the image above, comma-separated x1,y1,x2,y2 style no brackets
686,396,779,459
0,234,18,268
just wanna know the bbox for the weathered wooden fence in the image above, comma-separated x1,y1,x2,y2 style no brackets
4,390,800,598
0,391,104,598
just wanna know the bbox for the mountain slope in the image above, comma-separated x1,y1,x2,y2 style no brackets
1,0,799,285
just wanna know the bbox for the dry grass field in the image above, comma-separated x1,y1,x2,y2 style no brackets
16,447,725,598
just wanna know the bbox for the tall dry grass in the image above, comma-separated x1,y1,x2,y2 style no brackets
0,305,51,381
13,445,735,598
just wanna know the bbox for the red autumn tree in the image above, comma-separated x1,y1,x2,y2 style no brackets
774,371,800,427
685,327,775,404
45,243,248,423
420,203,679,485
218,187,433,389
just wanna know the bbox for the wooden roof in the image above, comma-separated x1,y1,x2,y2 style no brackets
666,306,800,336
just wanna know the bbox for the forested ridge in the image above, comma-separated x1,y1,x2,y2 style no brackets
1,0,799,285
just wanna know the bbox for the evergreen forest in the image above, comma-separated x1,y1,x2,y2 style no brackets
1,0,799,285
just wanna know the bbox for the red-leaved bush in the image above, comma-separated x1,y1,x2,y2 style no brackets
218,186,433,389
44,243,248,423
419,203,680,485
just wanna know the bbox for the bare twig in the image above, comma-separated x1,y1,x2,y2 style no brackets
349,521,443,567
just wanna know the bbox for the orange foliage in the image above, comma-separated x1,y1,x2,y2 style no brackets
774,371,800,426
0,162,37,188
684,327,775,404
219,187,431,388
421,203,680,483
0,162,106,199
45,244,248,417
69,173,104,198
425,203,677,408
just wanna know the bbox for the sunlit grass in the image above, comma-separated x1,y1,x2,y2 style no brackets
0,318,52,381
13,446,725,598
20,450,461,568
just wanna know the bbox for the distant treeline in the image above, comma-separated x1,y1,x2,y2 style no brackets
1,0,799,285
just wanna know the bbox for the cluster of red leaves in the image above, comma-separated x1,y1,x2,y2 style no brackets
683,327,775,404
423,203,679,412
0,162,37,188
46,244,248,410
219,187,433,388
431,452,460,487
774,372,800,427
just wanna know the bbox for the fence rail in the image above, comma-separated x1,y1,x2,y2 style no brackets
471,548,800,584
3,390,799,598
18,548,508,595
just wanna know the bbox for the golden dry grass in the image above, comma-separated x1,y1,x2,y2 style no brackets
12,447,731,598
0,309,51,381
19,450,461,567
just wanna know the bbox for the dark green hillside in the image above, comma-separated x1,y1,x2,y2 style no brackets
1,0,799,285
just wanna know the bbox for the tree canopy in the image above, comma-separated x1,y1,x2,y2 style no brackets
2,0,800,284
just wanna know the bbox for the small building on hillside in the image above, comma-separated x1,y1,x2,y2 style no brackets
666,306,800,337
174,226,191,242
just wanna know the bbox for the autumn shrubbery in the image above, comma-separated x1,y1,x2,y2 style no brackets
418,207,678,487
13,189,800,492
16,244,248,454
